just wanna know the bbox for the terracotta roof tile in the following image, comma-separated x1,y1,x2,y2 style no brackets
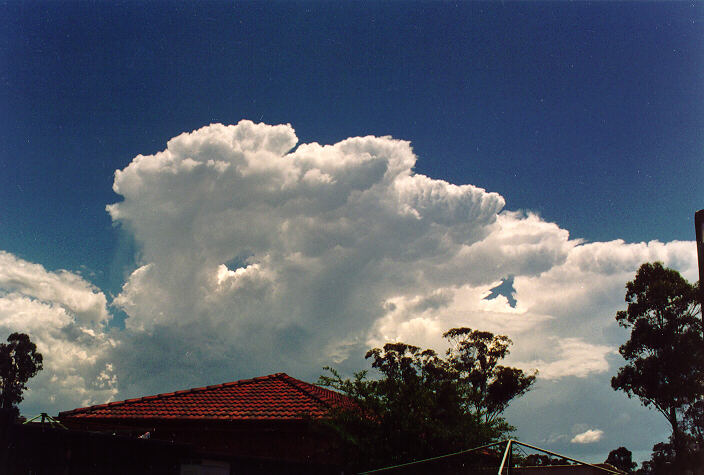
59,373,351,422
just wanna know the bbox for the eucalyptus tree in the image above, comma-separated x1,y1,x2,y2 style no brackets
611,262,703,462
0,332,43,418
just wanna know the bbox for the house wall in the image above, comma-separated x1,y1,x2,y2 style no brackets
1,419,191,474
60,417,342,470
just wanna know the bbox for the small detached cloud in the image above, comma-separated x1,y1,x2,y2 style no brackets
571,429,604,444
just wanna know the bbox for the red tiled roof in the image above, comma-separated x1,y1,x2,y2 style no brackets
59,373,351,422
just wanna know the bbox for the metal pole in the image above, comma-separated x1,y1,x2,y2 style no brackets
497,440,512,474
508,440,512,474
358,440,507,474
695,209,704,326
511,440,621,474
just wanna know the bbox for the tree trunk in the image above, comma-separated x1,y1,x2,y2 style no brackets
670,406,680,459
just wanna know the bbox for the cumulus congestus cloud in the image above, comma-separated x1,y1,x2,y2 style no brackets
2,119,696,425
106,120,511,391
105,120,697,398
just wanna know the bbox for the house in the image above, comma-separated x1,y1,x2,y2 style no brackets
56,374,620,475
58,373,352,474
1,416,193,475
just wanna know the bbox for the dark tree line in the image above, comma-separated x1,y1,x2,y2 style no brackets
318,327,536,472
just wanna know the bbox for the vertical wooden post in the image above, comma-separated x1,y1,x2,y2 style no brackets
696,210,704,325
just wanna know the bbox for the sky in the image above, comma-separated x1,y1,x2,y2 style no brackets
0,1,702,465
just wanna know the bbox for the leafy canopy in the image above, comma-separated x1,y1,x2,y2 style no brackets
319,328,536,471
611,262,703,471
604,447,637,473
611,263,702,430
444,328,535,424
0,332,43,417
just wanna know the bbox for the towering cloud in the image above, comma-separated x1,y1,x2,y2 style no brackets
1,120,695,457
106,121,513,389
105,121,696,391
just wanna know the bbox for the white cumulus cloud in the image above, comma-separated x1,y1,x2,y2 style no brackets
105,120,515,392
0,252,118,414
101,121,696,400
0,251,110,325
5,119,697,462
571,429,604,444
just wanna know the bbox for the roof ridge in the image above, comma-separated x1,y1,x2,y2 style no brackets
59,372,353,422
275,373,337,411
59,373,286,417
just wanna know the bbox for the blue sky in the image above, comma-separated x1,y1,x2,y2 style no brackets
1,1,702,465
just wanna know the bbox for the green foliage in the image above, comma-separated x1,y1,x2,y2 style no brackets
683,400,704,444
318,328,536,471
611,262,703,471
444,328,536,424
0,332,43,417
605,447,636,473
520,453,570,467
635,433,704,475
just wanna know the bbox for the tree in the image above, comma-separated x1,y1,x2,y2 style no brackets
0,333,43,418
605,447,636,473
518,453,569,466
683,400,704,444
318,328,535,471
611,262,703,462
444,328,536,424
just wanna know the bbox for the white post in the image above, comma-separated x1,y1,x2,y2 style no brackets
497,439,512,474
